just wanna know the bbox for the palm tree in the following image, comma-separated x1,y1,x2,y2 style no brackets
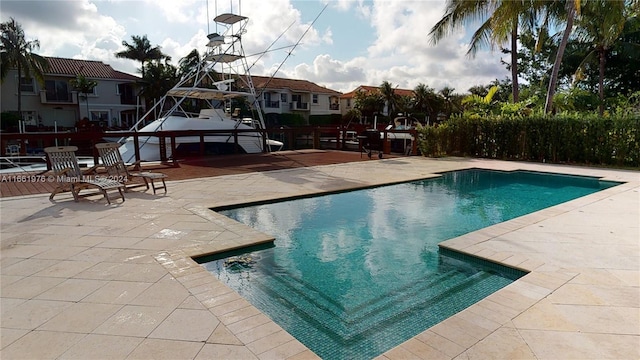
114,35,168,78
178,49,201,78
139,59,178,116
69,74,98,120
379,80,398,116
413,83,435,120
544,0,580,113
429,0,535,103
439,86,457,119
0,18,50,121
572,0,628,115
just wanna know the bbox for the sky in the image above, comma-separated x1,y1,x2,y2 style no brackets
1,0,510,94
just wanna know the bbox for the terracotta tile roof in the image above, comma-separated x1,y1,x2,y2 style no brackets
44,57,140,81
251,75,341,95
340,85,414,99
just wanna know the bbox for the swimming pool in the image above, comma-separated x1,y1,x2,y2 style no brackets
199,169,619,359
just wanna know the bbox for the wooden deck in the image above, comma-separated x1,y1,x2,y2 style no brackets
0,150,390,198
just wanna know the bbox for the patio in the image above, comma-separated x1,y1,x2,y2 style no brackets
1,153,638,359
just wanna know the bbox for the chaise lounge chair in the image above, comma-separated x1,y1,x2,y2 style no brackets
44,146,125,204
95,142,168,194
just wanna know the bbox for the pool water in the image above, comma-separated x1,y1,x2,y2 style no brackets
199,169,619,359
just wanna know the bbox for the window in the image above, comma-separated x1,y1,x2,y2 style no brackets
90,110,109,123
118,83,136,104
312,94,318,104
19,77,35,93
45,80,71,102
346,99,351,107
22,111,37,125
280,93,287,102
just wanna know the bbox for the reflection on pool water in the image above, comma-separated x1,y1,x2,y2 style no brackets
199,169,619,359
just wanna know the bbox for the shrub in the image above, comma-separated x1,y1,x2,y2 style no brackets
417,114,640,167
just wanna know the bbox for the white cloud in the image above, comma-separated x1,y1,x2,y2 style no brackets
0,0,509,93
282,0,509,94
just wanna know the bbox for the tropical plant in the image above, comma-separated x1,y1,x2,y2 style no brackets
379,80,399,116
69,74,98,119
0,18,50,121
429,0,538,103
178,49,201,79
570,0,631,115
353,89,384,121
139,59,178,116
114,35,168,78
412,83,435,118
544,0,580,113
438,86,462,119
462,85,499,117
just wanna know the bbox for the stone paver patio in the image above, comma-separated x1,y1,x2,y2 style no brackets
1,156,638,359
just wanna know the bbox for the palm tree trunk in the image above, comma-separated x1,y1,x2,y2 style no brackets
511,19,519,103
598,48,605,116
545,0,576,114
17,64,22,123
85,96,90,120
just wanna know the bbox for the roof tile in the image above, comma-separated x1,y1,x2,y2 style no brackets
44,57,139,81
251,75,341,95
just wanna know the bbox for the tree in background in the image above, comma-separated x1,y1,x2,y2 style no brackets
115,35,168,78
70,74,98,120
570,0,631,115
178,49,201,79
0,17,50,121
353,89,384,122
379,81,399,117
429,0,538,103
139,59,178,118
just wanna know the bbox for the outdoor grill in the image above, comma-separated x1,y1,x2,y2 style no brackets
358,130,383,159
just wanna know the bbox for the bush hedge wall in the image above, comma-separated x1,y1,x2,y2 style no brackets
417,114,640,167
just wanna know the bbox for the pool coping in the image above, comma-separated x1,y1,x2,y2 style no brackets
1,157,638,359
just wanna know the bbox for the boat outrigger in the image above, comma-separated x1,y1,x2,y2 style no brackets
119,12,283,163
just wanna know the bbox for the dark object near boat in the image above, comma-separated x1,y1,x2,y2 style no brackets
358,130,383,159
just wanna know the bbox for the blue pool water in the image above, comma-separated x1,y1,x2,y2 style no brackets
199,169,619,359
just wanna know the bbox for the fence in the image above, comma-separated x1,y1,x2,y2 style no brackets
1,127,418,167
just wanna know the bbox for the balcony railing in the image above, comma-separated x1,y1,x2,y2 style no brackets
40,90,77,104
264,101,280,108
330,103,340,110
290,102,309,110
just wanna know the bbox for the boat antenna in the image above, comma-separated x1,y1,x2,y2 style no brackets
257,3,327,95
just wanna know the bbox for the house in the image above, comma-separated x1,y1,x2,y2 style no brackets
0,57,142,131
339,85,415,117
250,75,342,122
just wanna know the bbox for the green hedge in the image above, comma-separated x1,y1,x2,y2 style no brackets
417,114,640,167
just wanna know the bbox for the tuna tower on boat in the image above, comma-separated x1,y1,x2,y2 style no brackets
119,12,283,163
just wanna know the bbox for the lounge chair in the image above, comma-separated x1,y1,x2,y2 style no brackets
95,142,167,194
44,146,125,204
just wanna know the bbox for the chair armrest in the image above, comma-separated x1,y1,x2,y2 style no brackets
82,164,101,175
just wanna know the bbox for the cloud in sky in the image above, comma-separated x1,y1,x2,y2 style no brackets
1,0,509,94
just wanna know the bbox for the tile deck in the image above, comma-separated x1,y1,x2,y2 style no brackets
1,151,638,359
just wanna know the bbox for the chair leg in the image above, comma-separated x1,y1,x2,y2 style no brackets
101,189,111,205
71,185,80,202
118,188,125,202
150,178,167,194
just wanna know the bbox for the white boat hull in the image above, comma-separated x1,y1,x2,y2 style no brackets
119,114,282,163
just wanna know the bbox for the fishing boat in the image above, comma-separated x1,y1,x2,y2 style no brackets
119,12,283,163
